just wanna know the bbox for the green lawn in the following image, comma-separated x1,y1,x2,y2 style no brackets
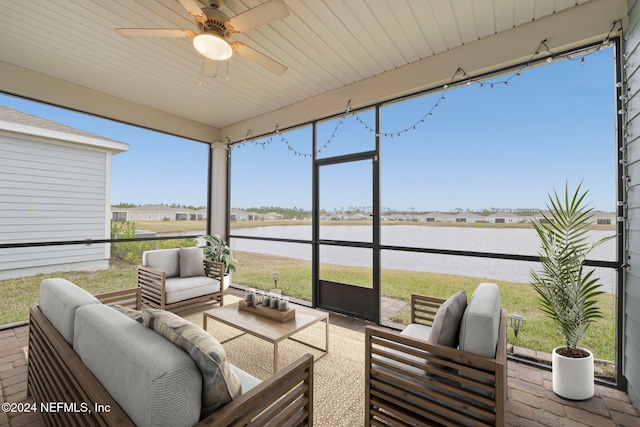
0,250,616,364
0,260,137,326
231,251,616,363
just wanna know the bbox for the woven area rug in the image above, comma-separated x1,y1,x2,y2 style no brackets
184,297,365,427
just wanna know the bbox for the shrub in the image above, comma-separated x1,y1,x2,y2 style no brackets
110,220,196,264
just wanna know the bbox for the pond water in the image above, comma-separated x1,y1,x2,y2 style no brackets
231,224,619,293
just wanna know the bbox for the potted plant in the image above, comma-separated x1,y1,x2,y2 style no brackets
200,234,237,289
530,182,614,400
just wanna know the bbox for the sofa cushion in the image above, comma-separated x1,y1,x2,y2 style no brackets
142,308,243,419
143,248,180,278
230,364,261,393
165,276,222,304
428,290,467,348
459,282,501,358
74,304,202,427
39,278,100,345
401,323,433,341
180,247,205,277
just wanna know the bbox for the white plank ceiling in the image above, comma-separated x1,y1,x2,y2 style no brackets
0,0,612,140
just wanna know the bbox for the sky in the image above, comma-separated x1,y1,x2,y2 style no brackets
0,46,616,212
231,46,617,213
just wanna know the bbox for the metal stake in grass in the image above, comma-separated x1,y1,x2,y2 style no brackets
509,314,525,338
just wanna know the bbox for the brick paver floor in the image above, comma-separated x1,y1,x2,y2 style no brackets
2,302,639,427
507,359,640,426
0,324,40,427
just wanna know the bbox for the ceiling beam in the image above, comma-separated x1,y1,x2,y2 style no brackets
0,60,220,143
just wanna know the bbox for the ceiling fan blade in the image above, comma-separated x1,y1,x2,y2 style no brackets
232,42,287,75
116,28,195,38
177,0,207,23
202,58,218,78
228,0,289,33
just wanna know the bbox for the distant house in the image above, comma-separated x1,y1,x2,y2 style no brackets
0,106,128,279
449,212,485,223
487,211,524,224
592,210,616,225
529,210,615,226
112,205,206,221
190,208,207,221
230,208,261,221
420,212,453,223
111,205,204,221
263,212,284,220
387,213,415,221
350,213,370,220
529,211,551,223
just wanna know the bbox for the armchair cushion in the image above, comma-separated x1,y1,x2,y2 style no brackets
428,290,467,348
459,282,501,357
164,276,222,304
143,248,180,278
401,323,433,341
180,247,205,278
142,308,242,419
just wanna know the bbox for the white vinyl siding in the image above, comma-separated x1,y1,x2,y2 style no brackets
625,0,640,409
0,135,109,278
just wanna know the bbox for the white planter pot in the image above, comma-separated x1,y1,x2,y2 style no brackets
552,346,594,400
222,273,231,291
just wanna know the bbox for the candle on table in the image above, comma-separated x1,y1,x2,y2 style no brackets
269,291,279,309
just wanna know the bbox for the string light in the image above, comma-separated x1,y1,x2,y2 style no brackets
616,21,630,243
230,20,622,155
353,72,460,137
316,100,352,155
232,100,353,157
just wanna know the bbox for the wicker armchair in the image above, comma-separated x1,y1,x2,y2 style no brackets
137,248,226,314
366,287,507,426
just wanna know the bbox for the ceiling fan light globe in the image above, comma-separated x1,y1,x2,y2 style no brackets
193,33,232,60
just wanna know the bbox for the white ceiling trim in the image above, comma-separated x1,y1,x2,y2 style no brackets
0,0,627,144
0,121,129,153
220,0,627,143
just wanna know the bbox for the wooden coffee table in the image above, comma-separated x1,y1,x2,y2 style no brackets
203,301,329,374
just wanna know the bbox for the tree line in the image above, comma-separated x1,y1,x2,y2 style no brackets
238,205,543,219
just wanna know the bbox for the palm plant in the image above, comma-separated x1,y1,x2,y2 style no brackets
200,234,237,273
530,182,614,357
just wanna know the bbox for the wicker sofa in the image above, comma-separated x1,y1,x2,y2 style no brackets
28,278,313,427
137,248,227,314
365,282,507,427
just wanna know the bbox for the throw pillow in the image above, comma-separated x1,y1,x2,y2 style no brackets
142,308,242,418
108,304,143,323
179,247,205,278
428,290,467,348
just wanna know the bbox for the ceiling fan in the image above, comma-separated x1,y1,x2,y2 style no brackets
116,0,289,77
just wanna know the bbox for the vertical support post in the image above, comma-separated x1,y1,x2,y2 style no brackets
312,121,319,307
208,141,229,239
614,35,628,392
